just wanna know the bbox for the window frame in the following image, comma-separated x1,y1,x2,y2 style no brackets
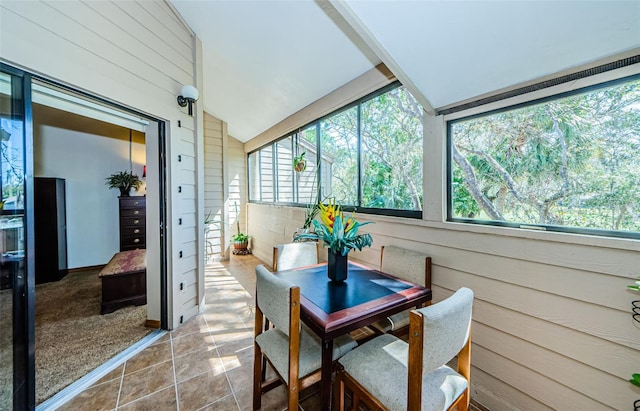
446,73,640,240
248,81,423,219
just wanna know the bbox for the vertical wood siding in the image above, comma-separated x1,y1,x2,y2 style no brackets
1,0,201,329
203,113,224,261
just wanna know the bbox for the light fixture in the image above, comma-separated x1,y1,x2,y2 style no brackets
177,85,199,116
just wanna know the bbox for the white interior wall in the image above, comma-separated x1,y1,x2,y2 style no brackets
33,122,145,269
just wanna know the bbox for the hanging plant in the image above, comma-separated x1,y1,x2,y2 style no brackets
293,151,307,172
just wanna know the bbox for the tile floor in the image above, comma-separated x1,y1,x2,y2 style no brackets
57,255,481,411
59,254,309,411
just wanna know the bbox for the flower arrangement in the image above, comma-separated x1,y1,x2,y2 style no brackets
296,198,373,256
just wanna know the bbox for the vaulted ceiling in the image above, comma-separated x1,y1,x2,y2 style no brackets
171,0,640,143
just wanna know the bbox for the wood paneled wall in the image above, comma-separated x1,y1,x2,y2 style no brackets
204,113,224,261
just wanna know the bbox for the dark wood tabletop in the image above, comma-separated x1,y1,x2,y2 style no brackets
273,260,432,409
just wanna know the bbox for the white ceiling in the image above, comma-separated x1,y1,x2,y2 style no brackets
171,0,640,142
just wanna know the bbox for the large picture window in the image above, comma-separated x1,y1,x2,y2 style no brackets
448,75,640,238
249,83,423,218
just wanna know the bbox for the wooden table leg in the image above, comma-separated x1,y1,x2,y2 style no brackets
321,339,334,410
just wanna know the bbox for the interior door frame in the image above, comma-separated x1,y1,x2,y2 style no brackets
29,75,169,332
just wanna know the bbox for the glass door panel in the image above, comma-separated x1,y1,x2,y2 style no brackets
0,65,34,411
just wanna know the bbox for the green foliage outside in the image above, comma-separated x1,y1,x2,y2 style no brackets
451,78,640,235
319,86,423,210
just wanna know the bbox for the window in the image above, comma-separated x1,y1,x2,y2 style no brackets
448,75,640,238
248,83,424,217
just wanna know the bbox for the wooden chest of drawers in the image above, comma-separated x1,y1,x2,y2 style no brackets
119,196,146,251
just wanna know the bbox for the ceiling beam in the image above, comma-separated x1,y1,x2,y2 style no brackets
324,0,436,115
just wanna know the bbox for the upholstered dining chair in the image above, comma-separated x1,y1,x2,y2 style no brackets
335,287,474,411
253,264,357,410
263,242,320,380
272,242,319,272
370,245,432,335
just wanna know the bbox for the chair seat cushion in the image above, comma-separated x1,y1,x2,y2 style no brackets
256,324,356,384
370,309,411,333
338,334,468,411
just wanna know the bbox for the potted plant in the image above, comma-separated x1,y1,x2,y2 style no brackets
105,170,142,197
231,202,250,254
293,151,307,172
295,198,373,281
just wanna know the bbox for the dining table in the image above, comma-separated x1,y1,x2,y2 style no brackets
273,260,432,410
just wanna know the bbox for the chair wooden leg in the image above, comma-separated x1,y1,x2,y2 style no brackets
253,304,264,410
334,366,345,411
253,343,262,409
288,383,299,411
261,319,270,382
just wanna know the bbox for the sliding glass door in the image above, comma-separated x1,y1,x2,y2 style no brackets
0,63,35,410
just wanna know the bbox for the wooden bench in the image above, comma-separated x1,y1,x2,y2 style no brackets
99,249,147,314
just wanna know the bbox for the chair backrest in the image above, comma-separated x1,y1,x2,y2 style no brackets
273,242,319,272
414,287,473,374
255,264,297,335
380,245,431,287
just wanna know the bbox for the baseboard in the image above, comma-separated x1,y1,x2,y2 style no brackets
145,319,161,328
68,264,105,273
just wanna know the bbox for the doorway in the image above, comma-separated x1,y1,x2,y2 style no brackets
0,64,169,410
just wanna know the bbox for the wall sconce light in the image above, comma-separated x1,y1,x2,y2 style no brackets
177,85,199,116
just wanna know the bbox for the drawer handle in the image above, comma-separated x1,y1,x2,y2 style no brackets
134,238,140,243
133,219,139,224
134,201,139,205
134,229,140,234
134,210,139,215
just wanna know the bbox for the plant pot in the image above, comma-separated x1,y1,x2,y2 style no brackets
119,187,130,197
327,249,348,282
294,160,306,172
233,240,248,250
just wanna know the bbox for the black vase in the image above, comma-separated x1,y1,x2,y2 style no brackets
327,249,348,282
119,187,130,197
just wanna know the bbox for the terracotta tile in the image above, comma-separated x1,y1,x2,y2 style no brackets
199,394,240,410
225,363,253,393
174,347,224,383
220,343,253,372
151,333,170,345
171,316,209,339
118,360,175,406
117,385,177,411
124,341,172,375
176,370,232,411
171,332,216,357
212,330,253,356
57,378,119,411
91,364,124,386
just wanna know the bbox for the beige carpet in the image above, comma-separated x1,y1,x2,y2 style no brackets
0,268,152,405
